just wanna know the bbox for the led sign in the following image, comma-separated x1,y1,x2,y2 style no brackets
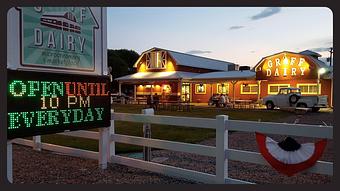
7,70,111,139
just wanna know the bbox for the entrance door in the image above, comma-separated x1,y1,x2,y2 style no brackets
181,83,191,102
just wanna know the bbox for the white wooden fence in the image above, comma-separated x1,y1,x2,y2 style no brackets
9,109,333,184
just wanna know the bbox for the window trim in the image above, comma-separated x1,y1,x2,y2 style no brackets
240,84,259,95
216,83,230,94
146,51,167,70
297,83,321,95
267,84,291,95
195,84,206,94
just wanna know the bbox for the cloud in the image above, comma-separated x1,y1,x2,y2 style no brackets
185,50,212,55
325,41,333,45
229,25,244,30
251,7,281,20
310,47,332,52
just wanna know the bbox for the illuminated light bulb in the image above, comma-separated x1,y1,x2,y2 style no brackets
318,68,326,74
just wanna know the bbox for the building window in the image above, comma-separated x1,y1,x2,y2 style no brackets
240,84,258,94
297,83,320,95
217,83,229,94
268,84,291,94
146,51,167,69
195,84,206,94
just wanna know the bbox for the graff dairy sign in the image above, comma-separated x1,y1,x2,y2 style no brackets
255,52,317,80
19,7,99,71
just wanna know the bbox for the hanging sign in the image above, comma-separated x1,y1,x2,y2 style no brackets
7,7,106,75
21,7,98,70
7,70,111,139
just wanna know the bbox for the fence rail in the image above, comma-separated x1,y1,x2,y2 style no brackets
10,109,333,184
228,120,333,139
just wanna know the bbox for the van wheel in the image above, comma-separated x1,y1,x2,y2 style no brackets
266,101,275,110
297,103,307,108
289,94,300,104
312,107,320,112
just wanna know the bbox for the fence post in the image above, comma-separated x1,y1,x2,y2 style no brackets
98,126,109,169
32,135,41,151
142,108,154,161
215,115,228,184
7,141,13,183
109,109,115,162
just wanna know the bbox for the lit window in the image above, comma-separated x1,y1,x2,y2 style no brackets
297,84,320,95
217,83,229,94
195,84,206,94
146,51,167,69
268,84,290,94
241,84,258,94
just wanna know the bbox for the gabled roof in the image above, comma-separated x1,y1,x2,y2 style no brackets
299,50,322,58
253,50,330,71
307,56,330,69
133,47,236,71
191,70,255,81
115,71,199,82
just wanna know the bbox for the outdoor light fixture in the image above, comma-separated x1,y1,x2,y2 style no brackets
317,68,326,95
318,68,326,74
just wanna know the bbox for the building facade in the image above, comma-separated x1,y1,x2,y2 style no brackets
116,47,333,107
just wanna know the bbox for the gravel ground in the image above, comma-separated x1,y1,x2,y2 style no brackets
12,145,195,184
12,110,333,184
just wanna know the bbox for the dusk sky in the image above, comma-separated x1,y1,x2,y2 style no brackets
107,7,333,67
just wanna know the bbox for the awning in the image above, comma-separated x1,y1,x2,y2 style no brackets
190,70,256,82
115,71,199,83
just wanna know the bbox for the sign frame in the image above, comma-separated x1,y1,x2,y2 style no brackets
7,7,107,76
7,69,111,140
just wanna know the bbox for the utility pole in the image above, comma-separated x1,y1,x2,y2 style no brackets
329,47,333,67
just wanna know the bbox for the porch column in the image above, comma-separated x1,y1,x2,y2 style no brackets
257,80,261,101
211,83,213,97
178,80,182,101
118,82,122,96
150,84,153,95
231,80,237,105
134,85,137,101
331,78,333,107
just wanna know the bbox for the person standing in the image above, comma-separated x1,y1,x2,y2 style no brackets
219,94,226,108
154,93,160,110
147,95,154,109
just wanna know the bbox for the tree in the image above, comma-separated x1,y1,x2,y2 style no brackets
107,49,140,93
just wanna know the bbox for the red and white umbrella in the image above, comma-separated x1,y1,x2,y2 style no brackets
255,132,327,176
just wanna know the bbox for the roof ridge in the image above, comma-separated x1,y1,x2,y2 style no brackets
151,47,234,65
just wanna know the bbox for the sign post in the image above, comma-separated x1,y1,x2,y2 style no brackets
142,108,154,161
7,141,13,183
